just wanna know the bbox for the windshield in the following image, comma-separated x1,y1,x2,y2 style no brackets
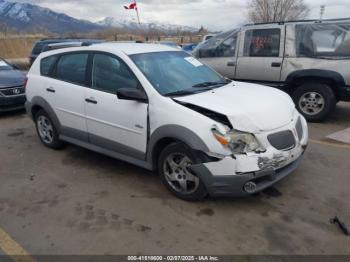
130,51,228,96
0,59,13,70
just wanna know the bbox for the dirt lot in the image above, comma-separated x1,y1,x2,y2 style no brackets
0,103,350,256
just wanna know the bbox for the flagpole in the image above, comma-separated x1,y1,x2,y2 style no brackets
134,0,141,24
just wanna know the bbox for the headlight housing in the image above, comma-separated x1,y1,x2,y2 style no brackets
212,127,264,154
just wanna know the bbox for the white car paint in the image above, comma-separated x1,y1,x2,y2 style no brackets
26,43,309,197
175,81,296,133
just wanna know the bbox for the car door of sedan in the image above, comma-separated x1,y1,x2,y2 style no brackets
84,52,148,160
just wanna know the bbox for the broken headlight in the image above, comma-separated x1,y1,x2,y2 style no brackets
212,127,264,154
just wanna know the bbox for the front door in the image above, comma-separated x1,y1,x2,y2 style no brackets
84,53,148,160
236,26,285,83
196,31,239,79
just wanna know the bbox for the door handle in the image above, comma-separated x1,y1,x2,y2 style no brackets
227,61,236,67
46,87,55,93
85,98,98,104
271,62,281,67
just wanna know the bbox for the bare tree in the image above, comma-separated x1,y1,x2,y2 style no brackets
247,0,310,23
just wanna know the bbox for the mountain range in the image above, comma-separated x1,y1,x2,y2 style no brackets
0,0,198,34
97,17,198,33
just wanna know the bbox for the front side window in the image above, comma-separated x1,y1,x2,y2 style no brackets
92,54,139,94
131,51,228,96
40,55,57,76
296,23,350,57
56,53,88,86
244,29,281,57
194,30,238,58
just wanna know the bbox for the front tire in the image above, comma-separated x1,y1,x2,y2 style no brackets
158,142,208,201
292,82,336,122
35,110,64,149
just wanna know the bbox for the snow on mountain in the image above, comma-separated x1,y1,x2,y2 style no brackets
0,0,198,35
97,17,199,33
0,0,101,33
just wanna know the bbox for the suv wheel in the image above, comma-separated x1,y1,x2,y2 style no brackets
292,82,336,122
158,142,208,201
35,110,64,149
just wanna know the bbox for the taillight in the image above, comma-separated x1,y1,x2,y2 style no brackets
24,77,28,90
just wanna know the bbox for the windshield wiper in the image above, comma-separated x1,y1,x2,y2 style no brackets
192,80,230,88
164,90,197,97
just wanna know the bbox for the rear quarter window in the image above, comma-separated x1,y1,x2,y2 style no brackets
40,55,57,76
295,23,350,57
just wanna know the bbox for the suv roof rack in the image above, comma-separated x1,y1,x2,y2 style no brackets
245,17,350,26
41,40,105,53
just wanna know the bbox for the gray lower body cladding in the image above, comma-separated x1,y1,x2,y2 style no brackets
190,153,305,197
339,86,350,101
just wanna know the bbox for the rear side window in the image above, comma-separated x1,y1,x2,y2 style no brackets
40,55,57,76
56,53,88,86
244,29,281,57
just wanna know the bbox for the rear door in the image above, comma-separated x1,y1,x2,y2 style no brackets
44,52,89,141
236,25,285,83
84,52,148,160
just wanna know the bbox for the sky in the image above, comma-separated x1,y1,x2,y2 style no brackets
11,0,350,31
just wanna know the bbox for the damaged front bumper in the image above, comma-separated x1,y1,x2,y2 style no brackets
191,143,307,198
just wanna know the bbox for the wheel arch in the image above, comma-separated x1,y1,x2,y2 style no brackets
285,69,345,98
147,125,210,171
29,96,61,133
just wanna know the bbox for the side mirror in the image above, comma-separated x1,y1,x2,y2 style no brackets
117,88,148,103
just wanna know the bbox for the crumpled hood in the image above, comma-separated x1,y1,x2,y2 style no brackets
0,70,26,89
174,82,296,133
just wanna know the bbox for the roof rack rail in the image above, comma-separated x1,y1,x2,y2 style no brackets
244,17,350,26
41,40,104,53
39,37,104,41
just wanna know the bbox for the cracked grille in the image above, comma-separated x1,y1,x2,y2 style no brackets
268,130,296,151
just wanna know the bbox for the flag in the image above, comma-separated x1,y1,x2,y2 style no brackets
124,2,137,10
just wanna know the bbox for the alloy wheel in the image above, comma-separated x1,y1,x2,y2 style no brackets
37,115,54,144
299,92,325,116
163,153,199,195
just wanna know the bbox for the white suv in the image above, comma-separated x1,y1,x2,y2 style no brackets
25,43,308,201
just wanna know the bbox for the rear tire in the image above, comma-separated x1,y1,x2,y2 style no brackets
35,110,64,149
292,82,336,122
158,142,208,201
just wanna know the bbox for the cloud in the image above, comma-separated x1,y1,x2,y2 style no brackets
10,0,350,31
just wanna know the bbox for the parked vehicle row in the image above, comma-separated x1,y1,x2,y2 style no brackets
0,58,26,112
25,43,308,200
30,38,105,65
193,18,350,122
